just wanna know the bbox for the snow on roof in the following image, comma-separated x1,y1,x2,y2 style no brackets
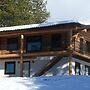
0,24,39,32
0,20,79,32
0,75,90,90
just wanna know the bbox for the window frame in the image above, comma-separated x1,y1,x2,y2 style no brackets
5,61,16,74
23,61,30,77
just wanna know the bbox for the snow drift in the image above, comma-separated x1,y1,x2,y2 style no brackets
0,75,90,90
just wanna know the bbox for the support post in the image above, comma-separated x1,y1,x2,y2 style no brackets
20,34,24,77
69,55,72,75
69,30,73,75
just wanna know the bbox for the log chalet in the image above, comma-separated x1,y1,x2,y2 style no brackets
0,21,90,77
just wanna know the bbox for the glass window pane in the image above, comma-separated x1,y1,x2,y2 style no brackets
5,62,15,74
51,34,61,49
27,42,41,51
7,38,18,50
86,41,90,53
26,36,42,52
6,64,14,73
8,43,17,50
23,61,30,77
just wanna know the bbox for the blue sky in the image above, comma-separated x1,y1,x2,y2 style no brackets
47,0,90,24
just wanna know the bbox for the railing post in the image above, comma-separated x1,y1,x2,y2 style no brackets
20,34,24,77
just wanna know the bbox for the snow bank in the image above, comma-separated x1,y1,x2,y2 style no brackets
0,75,90,90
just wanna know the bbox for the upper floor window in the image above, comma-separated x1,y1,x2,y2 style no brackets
79,38,87,53
86,41,90,53
7,38,18,51
51,34,61,50
26,36,42,52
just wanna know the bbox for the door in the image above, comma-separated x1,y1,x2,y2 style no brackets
23,61,30,77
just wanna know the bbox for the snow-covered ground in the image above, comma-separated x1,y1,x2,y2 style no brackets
0,75,90,90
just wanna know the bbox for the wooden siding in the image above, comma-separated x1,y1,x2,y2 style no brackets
72,30,90,57
80,30,90,42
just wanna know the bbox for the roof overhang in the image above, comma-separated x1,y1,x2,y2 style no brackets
0,21,88,36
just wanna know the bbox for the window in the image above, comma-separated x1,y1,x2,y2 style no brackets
5,61,16,74
51,34,61,50
79,38,83,53
86,41,90,53
7,38,18,51
26,36,42,52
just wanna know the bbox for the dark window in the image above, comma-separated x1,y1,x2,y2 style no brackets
7,38,18,51
75,62,81,75
79,38,87,53
86,41,90,53
26,36,42,52
5,61,16,74
51,34,61,49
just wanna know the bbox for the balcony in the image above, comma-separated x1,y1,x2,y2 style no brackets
72,38,90,62
0,46,68,59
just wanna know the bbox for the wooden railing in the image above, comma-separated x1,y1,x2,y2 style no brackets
0,47,68,59
0,50,19,54
0,49,20,59
0,45,68,55
1,37,90,59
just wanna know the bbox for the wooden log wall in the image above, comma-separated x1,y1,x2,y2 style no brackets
73,30,90,54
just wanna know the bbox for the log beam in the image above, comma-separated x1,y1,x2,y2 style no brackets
20,34,24,77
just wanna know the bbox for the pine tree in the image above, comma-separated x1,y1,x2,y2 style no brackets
0,0,49,27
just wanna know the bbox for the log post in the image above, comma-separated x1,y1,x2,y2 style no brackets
20,34,24,77
69,30,73,75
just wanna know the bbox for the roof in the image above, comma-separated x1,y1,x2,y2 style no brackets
0,20,83,32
